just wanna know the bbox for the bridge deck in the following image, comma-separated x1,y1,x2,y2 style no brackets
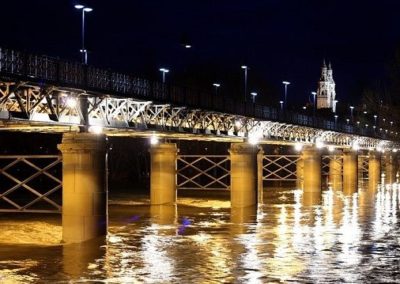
0,47,397,150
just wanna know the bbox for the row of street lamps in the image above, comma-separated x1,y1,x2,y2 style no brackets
72,4,305,108
72,4,395,133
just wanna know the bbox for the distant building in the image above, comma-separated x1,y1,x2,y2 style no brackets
317,60,337,112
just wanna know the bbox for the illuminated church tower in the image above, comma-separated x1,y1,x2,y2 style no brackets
316,60,336,111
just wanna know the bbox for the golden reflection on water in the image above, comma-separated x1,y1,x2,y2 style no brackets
1,183,400,282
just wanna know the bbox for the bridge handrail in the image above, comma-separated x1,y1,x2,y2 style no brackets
0,47,393,140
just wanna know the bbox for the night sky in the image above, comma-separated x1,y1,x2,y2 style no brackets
1,0,400,106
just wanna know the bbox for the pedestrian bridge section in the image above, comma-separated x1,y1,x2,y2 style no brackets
0,47,398,151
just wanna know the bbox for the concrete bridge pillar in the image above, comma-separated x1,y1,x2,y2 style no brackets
343,149,358,195
301,146,321,205
230,143,259,207
384,153,396,184
368,151,381,187
58,133,108,243
329,153,342,191
296,157,304,190
149,143,178,205
302,146,321,194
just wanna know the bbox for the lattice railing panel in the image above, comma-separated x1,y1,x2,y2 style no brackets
0,155,62,213
358,155,369,180
322,155,343,176
262,155,300,181
177,155,230,190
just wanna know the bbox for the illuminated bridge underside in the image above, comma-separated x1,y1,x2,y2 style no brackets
0,81,395,149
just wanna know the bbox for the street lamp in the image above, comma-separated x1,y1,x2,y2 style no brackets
213,83,221,96
250,92,257,103
350,106,354,122
312,91,317,119
334,114,338,126
374,115,377,126
333,100,338,113
279,100,284,111
75,4,93,64
282,81,290,109
241,65,248,102
159,68,169,83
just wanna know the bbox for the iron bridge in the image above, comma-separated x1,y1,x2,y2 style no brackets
0,47,398,150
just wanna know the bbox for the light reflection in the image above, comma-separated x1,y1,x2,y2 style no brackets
2,184,400,282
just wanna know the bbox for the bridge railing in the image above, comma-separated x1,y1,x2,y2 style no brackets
0,47,392,140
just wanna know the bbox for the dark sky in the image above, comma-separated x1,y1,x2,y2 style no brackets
1,0,400,106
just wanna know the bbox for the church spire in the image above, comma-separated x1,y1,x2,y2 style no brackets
317,59,336,111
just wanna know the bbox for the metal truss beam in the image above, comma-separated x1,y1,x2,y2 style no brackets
0,80,398,151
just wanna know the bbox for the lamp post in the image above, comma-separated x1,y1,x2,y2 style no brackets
279,100,284,111
282,81,290,110
213,83,221,96
333,100,338,113
334,114,338,127
241,65,248,102
312,91,317,120
159,68,169,83
75,4,93,64
350,106,354,122
250,92,257,103
374,115,377,126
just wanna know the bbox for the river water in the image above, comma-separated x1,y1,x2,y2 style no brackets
0,183,400,283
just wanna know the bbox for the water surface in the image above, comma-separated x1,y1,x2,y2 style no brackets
1,184,400,283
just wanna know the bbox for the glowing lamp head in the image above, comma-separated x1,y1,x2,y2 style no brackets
241,65,248,69
74,4,84,9
159,68,169,73
316,139,324,149
83,7,93,12
89,126,103,134
248,135,259,145
282,81,290,85
66,97,77,108
235,120,242,128
150,135,159,145
352,141,360,151
294,143,303,152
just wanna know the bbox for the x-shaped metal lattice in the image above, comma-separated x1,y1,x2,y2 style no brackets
0,155,62,213
358,155,369,180
262,155,301,181
322,155,343,176
177,155,230,190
